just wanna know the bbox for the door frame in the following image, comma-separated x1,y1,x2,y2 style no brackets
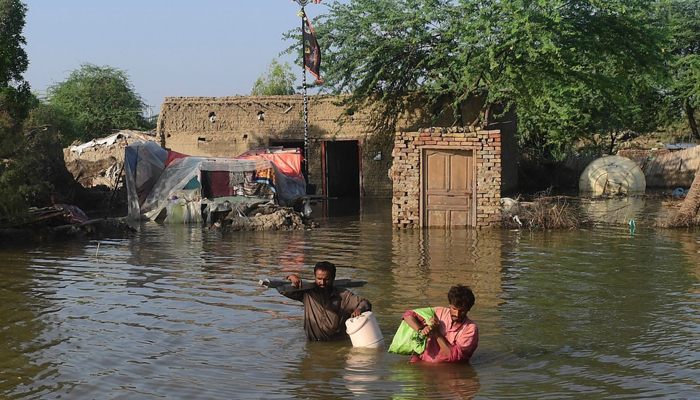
420,146,477,228
321,139,363,198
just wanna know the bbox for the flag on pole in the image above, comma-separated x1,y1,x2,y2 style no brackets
302,10,323,83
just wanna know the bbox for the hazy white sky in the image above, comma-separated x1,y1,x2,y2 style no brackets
22,0,330,116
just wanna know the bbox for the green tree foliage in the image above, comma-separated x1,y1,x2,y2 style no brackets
0,0,28,87
251,58,296,96
0,0,35,219
47,63,147,142
656,0,700,140
0,1,90,222
3,126,66,210
505,1,664,160
297,0,665,162
24,99,76,145
0,89,31,219
0,0,31,125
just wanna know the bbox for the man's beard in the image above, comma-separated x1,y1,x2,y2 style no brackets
315,284,332,293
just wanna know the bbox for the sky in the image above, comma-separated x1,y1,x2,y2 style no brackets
22,0,330,117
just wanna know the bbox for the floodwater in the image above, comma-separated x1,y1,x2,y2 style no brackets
2,199,700,399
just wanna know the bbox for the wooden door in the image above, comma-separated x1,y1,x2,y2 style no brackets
422,149,475,227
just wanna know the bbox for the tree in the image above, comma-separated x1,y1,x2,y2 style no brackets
24,99,77,145
294,0,665,162
0,0,36,219
0,0,28,88
666,165,700,227
656,0,700,141
659,0,700,227
0,3,116,223
251,58,296,96
0,0,31,125
47,63,147,142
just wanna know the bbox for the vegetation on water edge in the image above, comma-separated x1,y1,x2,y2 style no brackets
3,0,700,226
501,197,593,230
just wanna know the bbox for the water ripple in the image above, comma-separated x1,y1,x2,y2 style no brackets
2,203,700,398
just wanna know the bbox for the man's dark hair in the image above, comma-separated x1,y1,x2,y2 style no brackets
314,261,336,279
448,285,475,311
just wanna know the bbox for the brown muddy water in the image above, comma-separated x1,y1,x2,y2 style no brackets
1,198,700,399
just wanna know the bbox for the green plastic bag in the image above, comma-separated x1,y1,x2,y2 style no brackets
387,308,435,355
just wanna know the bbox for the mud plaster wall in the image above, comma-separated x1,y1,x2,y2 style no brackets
63,131,155,188
618,147,700,188
390,128,503,229
159,95,384,197
157,95,495,198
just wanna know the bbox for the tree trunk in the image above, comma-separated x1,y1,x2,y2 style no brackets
608,130,616,155
666,164,700,227
685,101,699,142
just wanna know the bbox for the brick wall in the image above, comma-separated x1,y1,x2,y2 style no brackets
157,95,514,199
390,127,503,228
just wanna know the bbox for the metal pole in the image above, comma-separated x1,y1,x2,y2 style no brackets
301,6,309,182
295,0,313,185
303,49,309,182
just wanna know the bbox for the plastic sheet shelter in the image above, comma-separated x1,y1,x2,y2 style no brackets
235,147,306,202
124,143,306,223
236,148,304,181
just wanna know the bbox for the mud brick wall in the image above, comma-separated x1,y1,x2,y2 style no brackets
618,147,699,188
157,96,365,194
157,95,500,198
157,95,413,198
390,127,503,229
617,149,671,160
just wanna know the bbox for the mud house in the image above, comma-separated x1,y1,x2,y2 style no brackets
156,95,517,227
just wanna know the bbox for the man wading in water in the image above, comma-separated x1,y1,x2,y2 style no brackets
402,285,478,363
283,261,372,341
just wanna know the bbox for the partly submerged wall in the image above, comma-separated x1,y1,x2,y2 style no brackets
157,95,515,198
390,127,503,228
158,95,402,197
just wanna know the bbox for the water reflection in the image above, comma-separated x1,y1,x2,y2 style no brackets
0,252,56,398
579,195,670,226
343,347,384,396
321,197,362,219
389,229,505,308
388,362,481,400
2,198,700,399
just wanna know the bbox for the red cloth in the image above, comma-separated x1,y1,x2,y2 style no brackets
236,149,303,181
165,150,189,166
209,171,235,197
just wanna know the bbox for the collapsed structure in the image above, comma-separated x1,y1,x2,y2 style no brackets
124,142,307,225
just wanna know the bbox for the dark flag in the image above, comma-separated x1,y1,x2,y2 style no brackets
302,10,323,83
